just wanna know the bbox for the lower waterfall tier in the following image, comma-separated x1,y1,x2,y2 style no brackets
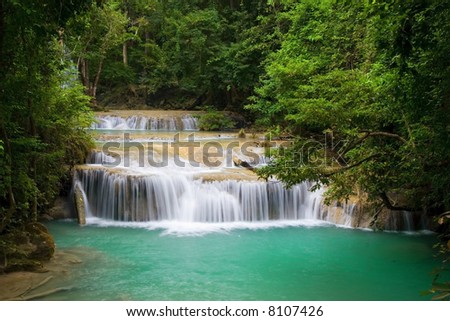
74,168,357,226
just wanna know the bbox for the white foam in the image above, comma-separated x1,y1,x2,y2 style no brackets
85,217,341,237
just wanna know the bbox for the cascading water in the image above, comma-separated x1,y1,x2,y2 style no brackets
79,111,423,232
385,210,416,231
181,115,198,130
87,151,117,165
91,115,198,130
74,168,356,226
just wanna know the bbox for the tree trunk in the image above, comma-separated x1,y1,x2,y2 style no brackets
0,124,17,234
27,98,38,222
123,41,128,66
0,0,4,70
143,31,150,102
92,58,104,101
79,58,90,90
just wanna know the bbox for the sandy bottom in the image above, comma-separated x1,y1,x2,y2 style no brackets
0,249,87,301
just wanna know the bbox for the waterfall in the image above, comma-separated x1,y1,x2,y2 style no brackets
402,211,414,231
87,151,117,165
147,117,177,130
181,115,198,130
74,168,356,226
83,112,424,232
91,115,198,130
385,210,416,231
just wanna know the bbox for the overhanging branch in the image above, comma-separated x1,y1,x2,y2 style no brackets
321,153,380,177
360,130,408,144
379,192,414,212
341,130,408,158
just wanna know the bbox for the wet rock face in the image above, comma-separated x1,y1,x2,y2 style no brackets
74,184,87,226
47,197,74,220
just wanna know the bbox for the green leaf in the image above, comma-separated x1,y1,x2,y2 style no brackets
431,292,450,301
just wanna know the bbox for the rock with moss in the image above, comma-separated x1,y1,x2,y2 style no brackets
26,223,55,261
0,223,55,273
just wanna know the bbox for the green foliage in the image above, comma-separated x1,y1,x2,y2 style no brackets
424,213,450,300
65,0,130,99
265,126,282,140
64,0,280,108
248,1,450,215
102,62,137,87
198,109,236,131
0,0,93,233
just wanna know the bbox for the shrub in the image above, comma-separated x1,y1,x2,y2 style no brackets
198,110,236,131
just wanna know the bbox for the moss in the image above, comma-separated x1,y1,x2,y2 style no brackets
26,223,55,260
0,223,55,274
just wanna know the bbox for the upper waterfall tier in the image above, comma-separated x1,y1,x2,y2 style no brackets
91,114,198,130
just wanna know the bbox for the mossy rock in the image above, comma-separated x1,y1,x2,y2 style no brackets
0,223,55,273
25,222,55,261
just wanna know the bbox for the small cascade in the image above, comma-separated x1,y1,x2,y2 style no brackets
402,211,414,231
147,117,177,130
232,149,271,168
74,168,356,226
321,201,357,227
181,115,198,130
384,210,417,231
87,151,117,165
91,115,198,130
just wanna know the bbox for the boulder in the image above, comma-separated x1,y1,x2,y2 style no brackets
25,222,55,261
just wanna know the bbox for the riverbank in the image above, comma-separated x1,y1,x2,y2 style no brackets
0,249,83,301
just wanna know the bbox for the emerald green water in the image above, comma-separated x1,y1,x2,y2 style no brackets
44,221,437,300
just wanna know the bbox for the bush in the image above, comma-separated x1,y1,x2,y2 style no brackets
198,110,236,131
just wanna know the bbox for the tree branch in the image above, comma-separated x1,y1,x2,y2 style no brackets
341,132,370,156
361,130,408,144
379,192,414,211
341,130,407,158
321,153,380,177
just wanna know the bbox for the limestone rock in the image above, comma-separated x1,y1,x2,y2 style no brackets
74,184,87,225
26,222,55,261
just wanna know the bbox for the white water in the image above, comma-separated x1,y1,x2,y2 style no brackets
181,115,198,130
74,168,356,226
91,115,198,130
81,112,424,232
385,210,416,231
87,151,117,165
